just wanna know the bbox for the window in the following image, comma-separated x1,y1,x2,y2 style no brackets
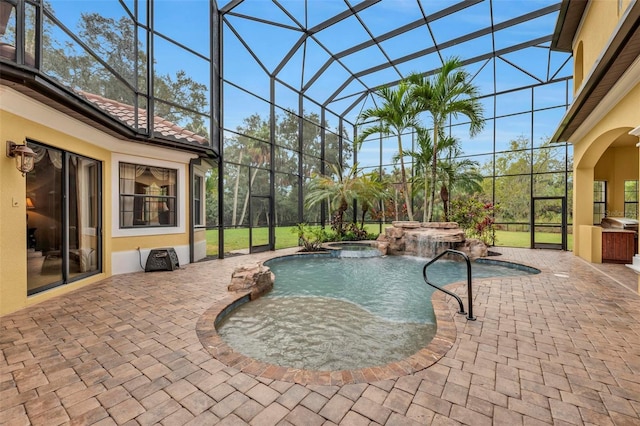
119,163,177,227
624,180,638,219
575,41,584,91
194,174,204,226
593,180,606,224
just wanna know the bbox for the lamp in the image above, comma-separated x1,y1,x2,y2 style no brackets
6,141,36,176
26,197,35,209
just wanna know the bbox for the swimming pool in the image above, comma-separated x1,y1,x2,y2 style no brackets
215,254,537,371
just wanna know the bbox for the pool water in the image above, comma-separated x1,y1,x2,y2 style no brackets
216,255,535,371
328,243,377,251
327,242,382,258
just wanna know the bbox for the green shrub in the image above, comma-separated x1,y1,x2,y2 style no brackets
450,195,498,245
293,223,328,251
294,222,379,248
341,222,373,241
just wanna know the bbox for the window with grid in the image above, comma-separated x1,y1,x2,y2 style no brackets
593,180,606,224
624,180,638,219
119,163,177,227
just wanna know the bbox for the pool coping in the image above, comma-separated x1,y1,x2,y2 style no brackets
195,254,463,386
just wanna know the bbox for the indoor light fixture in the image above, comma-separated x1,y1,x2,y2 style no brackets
6,141,35,176
26,197,35,209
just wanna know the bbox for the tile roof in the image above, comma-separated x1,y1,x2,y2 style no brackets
78,91,209,145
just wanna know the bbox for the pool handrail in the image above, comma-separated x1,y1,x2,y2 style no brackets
422,249,476,321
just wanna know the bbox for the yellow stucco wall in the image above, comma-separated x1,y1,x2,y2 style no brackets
570,63,640,260
577,1,620,81
576,0,635,90
111,233,189,252
578,225,602,263
0,110,111,315
594,146,639,216
195,228,207,243
1,88,199,316
569,0,640,258
572,79,640,158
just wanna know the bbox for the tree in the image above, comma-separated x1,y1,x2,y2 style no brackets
224,114,270,226
305,163,361,238
40,10,209,137
220,108,354,228
357,81,419,221
402,129,482,221
450,195,498,245
408,57,484,222
403,127,434,222
483,136,570,224
353,172,385,229
367,167,403,223
437,137,483,221
205,169,218,226
304,163,384,238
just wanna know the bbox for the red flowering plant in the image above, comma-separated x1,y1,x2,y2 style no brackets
370,198,401,222
450,195,499,245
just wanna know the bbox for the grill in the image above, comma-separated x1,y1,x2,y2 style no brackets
601,217,639,232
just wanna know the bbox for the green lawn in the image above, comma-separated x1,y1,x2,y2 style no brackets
206,226,573,256
494,230,573,250
206,224,383,256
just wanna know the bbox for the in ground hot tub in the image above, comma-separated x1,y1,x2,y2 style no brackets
324,241,383,258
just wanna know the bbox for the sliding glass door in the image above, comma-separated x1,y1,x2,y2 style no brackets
26,142,101,295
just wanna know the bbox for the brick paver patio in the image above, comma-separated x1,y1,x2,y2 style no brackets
1,247,639,425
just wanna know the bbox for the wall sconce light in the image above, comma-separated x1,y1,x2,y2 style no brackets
6,141,36,176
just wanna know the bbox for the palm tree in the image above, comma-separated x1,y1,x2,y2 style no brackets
404,131,483,221
353,171,385,229
438,143,483,221
368,167,403,222
357,81,419,221
305,163,385,237
305,163,361,238
401,127,433,222
408,57,485,222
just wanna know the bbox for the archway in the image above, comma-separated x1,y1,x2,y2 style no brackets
573,127,637,260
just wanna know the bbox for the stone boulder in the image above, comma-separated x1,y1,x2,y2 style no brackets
228,263,274,299
377,222,488,260
421,222,459,229
392,221,421,229
377,241,389,256
378,227,405,255
458,238,488,259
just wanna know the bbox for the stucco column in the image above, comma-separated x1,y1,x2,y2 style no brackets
574,167,596,260
627,125,640,292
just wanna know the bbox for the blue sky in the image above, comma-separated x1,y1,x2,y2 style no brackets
43,0,573,164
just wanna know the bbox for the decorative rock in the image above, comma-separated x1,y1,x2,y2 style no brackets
421,222,459,229
379,226,406,254
377,241,389,256
392,221,421,229
458,238,488,259
228,263,274,299
387,226,405,239
377,222,488,260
